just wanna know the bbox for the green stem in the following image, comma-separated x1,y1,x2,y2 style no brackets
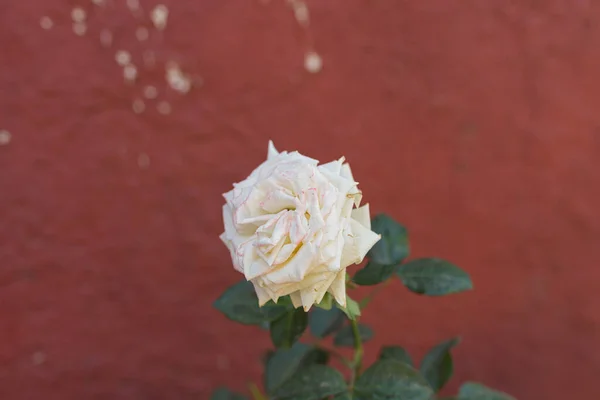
248,383,267,400
348,318,364,392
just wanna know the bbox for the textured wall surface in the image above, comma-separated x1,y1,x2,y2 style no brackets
2,0,600,399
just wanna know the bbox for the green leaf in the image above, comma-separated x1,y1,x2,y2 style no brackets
303,347,329,365
353,262,397,286
367,214,410,265
420,337,460,392
265,343,315,393
309,307,345,338
259,321,270,331
333,324,373,347
271,364,347,400
314,292,334,310
336,297,361,320
265,344,330,394
213,280,291,325
439,397,458,400
332,392,352,400
261,349,275,366
458,382,516,400
210,387,248,400
378,346,414,367
270,307,308,349
354,360,434,400
396,258,473,296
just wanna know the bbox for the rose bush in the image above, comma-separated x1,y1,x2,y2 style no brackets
220,141,380,311
213,142,515,400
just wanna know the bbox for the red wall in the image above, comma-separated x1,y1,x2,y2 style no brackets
2,1,599,399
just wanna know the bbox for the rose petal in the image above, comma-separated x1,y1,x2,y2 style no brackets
269,264,331,297
300,272,336,311
318,158,343,175
340,162,353,180
340,218,381,267
351,203,371,229
319,166,356,195
262,243,316,284
267,140,279,159
328,269,346,307
252,281,272,306
245,246,273,280
221,142,380,310
289,292,303,308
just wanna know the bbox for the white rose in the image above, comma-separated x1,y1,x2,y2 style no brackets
220,141,380,311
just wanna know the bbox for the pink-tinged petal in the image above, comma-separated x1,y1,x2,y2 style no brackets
263,243,316,284
223,189,235,203
245,258,272,280
306,189,325,231
260,187,296,213
236,214,275,227
219,232,229,247
255,211,290,265
273,243,297,265
222,204,236,237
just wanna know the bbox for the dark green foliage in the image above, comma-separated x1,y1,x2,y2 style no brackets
367,214,410,265
213,280,291,325
309,306,345,338
378,346,414,367
333,324,374,347
420,337,460,392
396,258,473,296
270,307,308,349
354,360,433,400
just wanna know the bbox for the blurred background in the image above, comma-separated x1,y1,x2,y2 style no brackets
2,0,600,399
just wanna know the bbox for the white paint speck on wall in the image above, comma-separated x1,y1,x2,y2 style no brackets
304,51,323,73
40,16,53,30
0,130,12,145
150,4,169,30
136,26,149,41
73,22,87,36
132,99,145,114
137,153,150,168
157,101,171,115
31,351,46,366
144,85,158,99
71,7,87,22
115,50,132,66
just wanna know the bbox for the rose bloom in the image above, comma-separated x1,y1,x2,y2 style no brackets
220,141,380,311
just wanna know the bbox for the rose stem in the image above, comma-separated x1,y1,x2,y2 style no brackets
348,318,364,393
